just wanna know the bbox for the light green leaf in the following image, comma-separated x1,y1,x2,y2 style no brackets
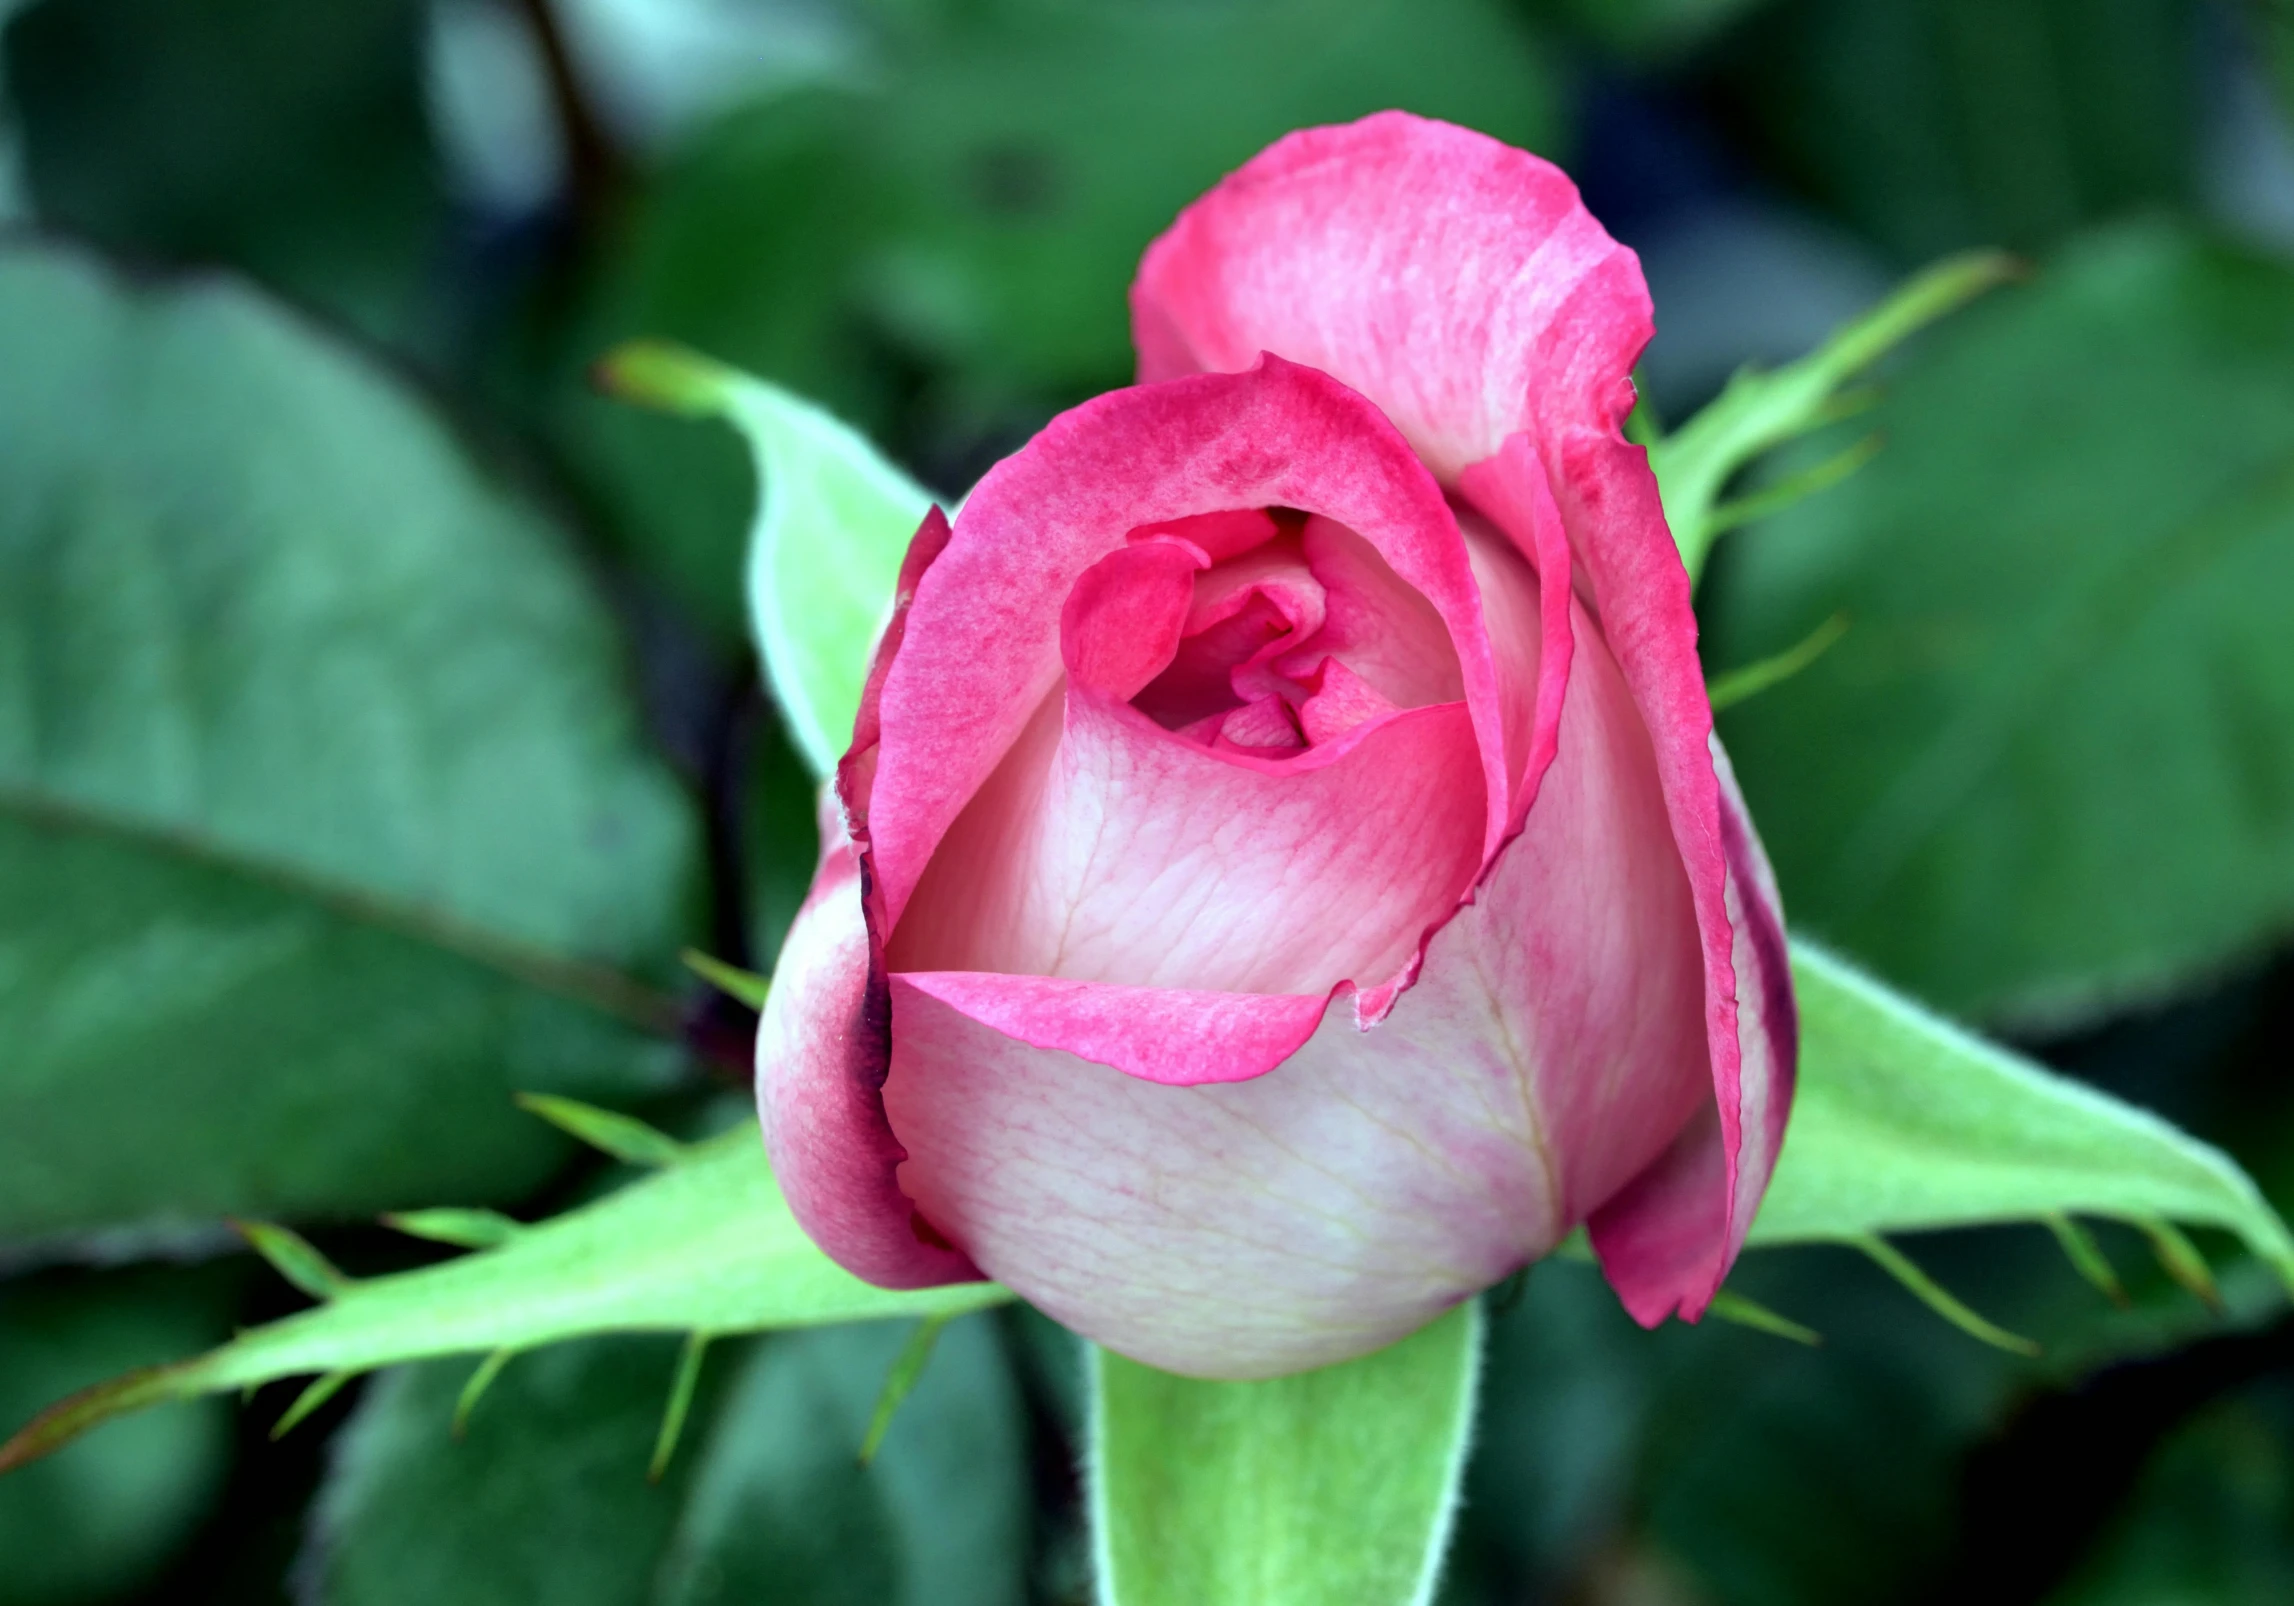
601,341,934,779
0,1125,1010,1473
1749,942,2294,1289
0,244,699,1246
1706,225,2294,1022
1091,1301,1482,1606
1652,250,2015,583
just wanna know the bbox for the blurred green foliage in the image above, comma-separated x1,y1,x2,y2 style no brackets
305,1317,1029,1606
1715,0,2199,262
3,0,446,348
2,0,2293,1601
1709,225,2294,1023
0,1271,236,1606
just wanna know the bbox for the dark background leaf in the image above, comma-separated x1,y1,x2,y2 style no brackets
3,0,450,352
304,1316,1029,1606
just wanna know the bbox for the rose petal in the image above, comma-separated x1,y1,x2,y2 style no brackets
1133,111,1645,478
879,598,1704,1377
866,357,1518,931
754,792,981,1290
1589,737,1797,1322
890,688,1486,1000
893,971,1332,1087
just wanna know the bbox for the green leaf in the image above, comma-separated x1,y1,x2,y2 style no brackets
234,1221,353,1302
1749,942,2294,1287
0,1126,1009,1472
1091,1301,1482,1606
1652,249,2015,583
1707,225,2294,1020
603,341,935,779
305,1320,1030,1606
0,244,699,1245
2,0,448,350
682,947,772,1011
0,1270,235,1606
1714,0,2198,264
513,1094,688,1170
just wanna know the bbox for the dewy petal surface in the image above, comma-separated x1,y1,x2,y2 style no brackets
882,599,1705,1377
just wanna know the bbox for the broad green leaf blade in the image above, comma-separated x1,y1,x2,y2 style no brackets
1652,250,2014,583
1091,1302,1482,1606
1750,942,2294,1287
601,341,933,779
0,245,699,1245
0,1125,1010,1471
1707,225,2294,1022
305,1320,1029,1606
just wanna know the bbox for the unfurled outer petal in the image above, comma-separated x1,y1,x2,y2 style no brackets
881,601,1707,1378
754,792,980,1290
756,505,979,1291
1587,738,1796,1322
1133,111,1645,477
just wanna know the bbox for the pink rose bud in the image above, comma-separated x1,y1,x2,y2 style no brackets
758,113,1797,1379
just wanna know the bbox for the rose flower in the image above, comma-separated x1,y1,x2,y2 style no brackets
758,113,1797,1379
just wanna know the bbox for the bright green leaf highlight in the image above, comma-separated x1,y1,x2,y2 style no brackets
1705,612,1849,713
384,1209,524,1252
1704,1289,1821,1347
2043,1213,2129,1307
682,947,772,1011
2137,1218,2225,1313
270,1370,356,1440
450,1349,516,1440
859,1314,953,1467
1652,250,2017,583
602,341,933,779
512,1094,687,1171
0,1126,1009,1474
649,1332,712,1482
1850,1235,2041,1358
235,1221,351,1302
1750,943,2294,1291
1091,1302,1482,1606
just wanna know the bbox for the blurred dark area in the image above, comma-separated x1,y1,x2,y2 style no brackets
2,0,2293,1602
